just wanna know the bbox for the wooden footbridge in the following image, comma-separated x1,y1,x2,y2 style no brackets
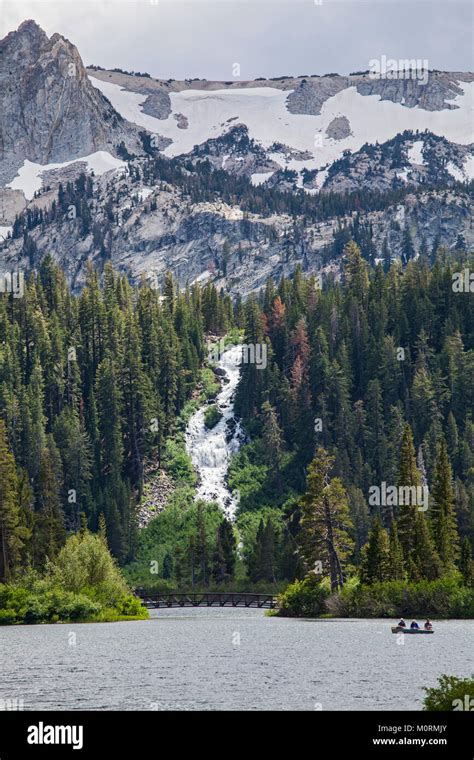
135,591,278,609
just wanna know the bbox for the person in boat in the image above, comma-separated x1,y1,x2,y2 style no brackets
424,619,433,630
410,620,420,629
398,618,407,628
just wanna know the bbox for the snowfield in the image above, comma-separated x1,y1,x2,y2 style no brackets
6,151,126,201
89,76,474,180
250,171,274,186
408,140,425,165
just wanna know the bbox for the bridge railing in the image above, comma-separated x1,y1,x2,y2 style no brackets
134,591,279,609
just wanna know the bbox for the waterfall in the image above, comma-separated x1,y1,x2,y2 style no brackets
185,344,244,519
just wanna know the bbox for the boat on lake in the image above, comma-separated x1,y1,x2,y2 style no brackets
391,626,434,634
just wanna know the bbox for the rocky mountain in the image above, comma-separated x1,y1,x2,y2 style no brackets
1,156,471,295
87,65,473,195
0,20,472,294
0,20,144,186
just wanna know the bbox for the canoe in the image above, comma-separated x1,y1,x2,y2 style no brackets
391,626,434,634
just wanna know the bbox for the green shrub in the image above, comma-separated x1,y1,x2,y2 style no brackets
0,608,17,625
115,594,147,617
46,531,129,604
423,675,474,711
204,404,222,429
0,532,149,625
276,576,474,618
334,578,474,618
49,590,101,621
200,368,220,400
277,577,329,617
22,595,52,623
164,438,196,484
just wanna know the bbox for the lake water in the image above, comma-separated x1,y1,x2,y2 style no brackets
1,610,472,711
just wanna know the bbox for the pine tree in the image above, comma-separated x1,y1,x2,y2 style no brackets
410,512,442,580
299,448,354,591
196,502,208,587
34,436,66,565
431,439,460,570
397,424,420,560
343,240,369,302
212,519,236,584
261,401,284,492
248,519,264,583
388,522,405,580
0,421,28,581
459,537,473,586
360,517,391,584
401,226,415,265
260,519,276,583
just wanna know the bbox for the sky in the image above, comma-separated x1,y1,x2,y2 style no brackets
1,0,473,80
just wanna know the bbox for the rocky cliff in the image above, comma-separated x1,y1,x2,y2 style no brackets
0,20,144,185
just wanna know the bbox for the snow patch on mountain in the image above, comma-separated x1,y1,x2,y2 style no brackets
408,140,425,165
6,152,126,200
138,187,153,202
90,76,474,177
464,155,474,179
251,171,274,186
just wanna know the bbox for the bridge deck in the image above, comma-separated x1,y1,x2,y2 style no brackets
135,592,278,609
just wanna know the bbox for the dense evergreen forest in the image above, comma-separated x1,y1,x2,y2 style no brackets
0,243,473,617
0,256,232,580
230,243,474,599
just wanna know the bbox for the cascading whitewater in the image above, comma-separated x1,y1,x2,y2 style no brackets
185,344,244,519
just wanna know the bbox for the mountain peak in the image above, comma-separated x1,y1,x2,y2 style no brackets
17,18,44,33
4,18,48,46
0,20,145,183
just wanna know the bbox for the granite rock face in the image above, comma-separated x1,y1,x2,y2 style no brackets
355,72,474,110
286,71,474,116
0,19,144,184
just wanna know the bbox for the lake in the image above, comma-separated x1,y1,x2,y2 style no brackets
1,610,472,711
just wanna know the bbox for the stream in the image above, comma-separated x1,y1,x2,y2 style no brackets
185,344,244,518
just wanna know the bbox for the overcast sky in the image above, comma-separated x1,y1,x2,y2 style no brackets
1,0,473,79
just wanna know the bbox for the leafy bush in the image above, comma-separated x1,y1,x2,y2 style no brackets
204,405,222,429
276,576,474,618
47,531,129,605
200,368,220,400
334,578,474,618
49,591,101,621
0,608,17,624
115,594,147,618
164,438,196,484
0,532,149,625
0,583,102,625
277,577,329,617
423,675,474,711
